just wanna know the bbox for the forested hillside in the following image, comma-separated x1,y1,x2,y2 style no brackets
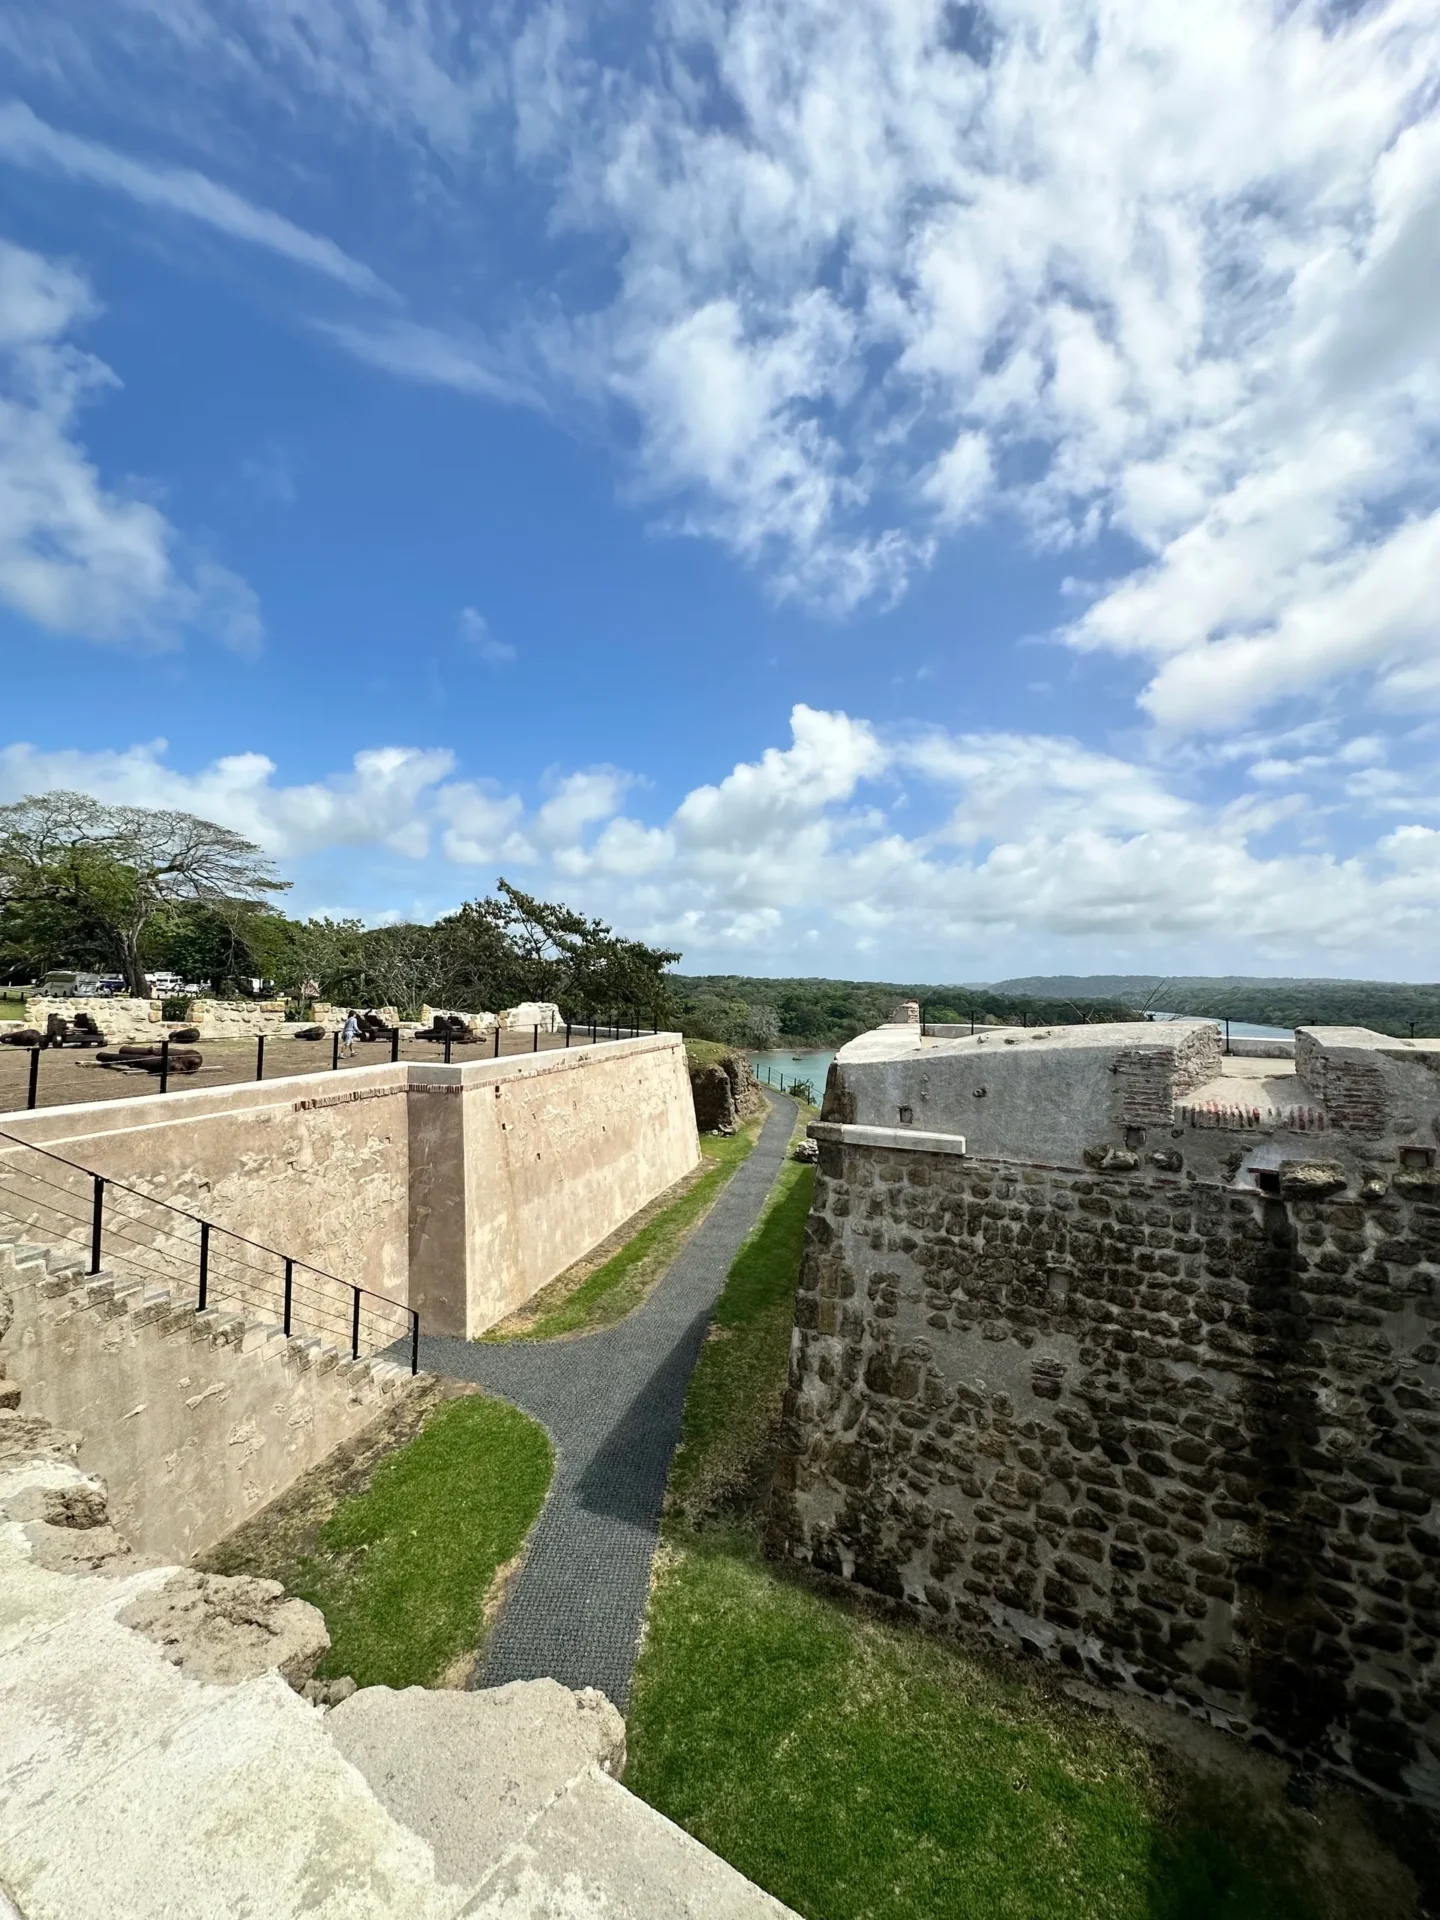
669,975,1140,1049
995,975,1440,1038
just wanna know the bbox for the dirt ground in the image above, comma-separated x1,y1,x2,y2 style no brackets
0,1022,644,1116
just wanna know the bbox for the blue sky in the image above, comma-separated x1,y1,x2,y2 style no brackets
2,0,1440,982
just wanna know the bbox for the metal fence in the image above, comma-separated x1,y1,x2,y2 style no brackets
1,1010,664,1115
916,1007,1421,1053
0,1127,418,1370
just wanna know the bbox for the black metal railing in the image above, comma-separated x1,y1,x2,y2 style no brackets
0,1128,418,1372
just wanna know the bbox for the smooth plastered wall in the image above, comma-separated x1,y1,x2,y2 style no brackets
0,1069,413,1302
0,1037,700,1340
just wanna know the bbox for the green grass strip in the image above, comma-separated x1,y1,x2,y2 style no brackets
486,1119,764,1341
283,1395,552,1689
628,1536,1319,1920
668,1151,814,1517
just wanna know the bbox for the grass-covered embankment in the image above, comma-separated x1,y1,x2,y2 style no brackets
203,1389,552,1689
626,1115,1391,1920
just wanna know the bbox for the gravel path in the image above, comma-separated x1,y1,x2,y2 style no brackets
417,1092,795,1710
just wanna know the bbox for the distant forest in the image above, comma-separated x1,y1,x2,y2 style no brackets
671,971,1440,1047
670,975,1140,1049
994,975,1440,1039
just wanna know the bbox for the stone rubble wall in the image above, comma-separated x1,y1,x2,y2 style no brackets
689,1049,764,1133
771,1139,1440,1806
22,997,405,1045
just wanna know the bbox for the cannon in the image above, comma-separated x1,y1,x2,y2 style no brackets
96,1045,203,1075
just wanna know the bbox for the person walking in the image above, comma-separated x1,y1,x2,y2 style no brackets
341,1010,360,1058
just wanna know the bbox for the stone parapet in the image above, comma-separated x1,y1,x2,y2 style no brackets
0,1034,700,1342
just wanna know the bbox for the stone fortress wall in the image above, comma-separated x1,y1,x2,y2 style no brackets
771,1015,1440,1805
1,1034,699,1338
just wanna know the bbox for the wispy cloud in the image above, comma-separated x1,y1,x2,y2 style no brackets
0,236,261,651
8,0,1440,735
458,606,516,668
0,100,392,298
322,319,543,411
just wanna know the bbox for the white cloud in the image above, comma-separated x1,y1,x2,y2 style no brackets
0,102,391,298
457,606,516,668
536,768,631,852
0,236,261,651
434,782,532,867
8,704,1440,970
8,0,1440,718
0,739,455,859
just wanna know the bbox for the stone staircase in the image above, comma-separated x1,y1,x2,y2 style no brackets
0,1220,416,1397
0,1211,423,1563
0,1247,797,1919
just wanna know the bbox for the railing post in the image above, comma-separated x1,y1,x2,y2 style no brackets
1224,1017,1231,1056
283,1257,294,1335
332,1031,340,1071
27,1045,39,1110
159,1038,170,1095
89,1176,104,1275
532,1023,539,1052
198,1221,209,1309
410,1310,420,1376
351,1287,361,1360
444,1033,452,1065
391,1025,400,1063
493,1024,501,1058
565,1022,571,1048
255,1035,265,1081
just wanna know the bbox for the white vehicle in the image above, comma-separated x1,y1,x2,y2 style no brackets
38,970,105,998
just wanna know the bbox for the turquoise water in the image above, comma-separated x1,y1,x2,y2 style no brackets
750,1050,834,1099
1150,1013,1292,1040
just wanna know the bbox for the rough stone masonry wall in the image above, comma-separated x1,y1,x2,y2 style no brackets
771,1142,1440,1804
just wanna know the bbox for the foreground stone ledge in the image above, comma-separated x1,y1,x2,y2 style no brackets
1,1410,795,1919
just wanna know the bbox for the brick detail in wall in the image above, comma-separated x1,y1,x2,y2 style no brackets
769,1144,1440,1805
1295,1032,1389,1139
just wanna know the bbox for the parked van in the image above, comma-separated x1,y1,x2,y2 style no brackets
38,971,105,998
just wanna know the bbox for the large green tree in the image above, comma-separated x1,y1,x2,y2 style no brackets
0,791,288,995
438,881,679,1020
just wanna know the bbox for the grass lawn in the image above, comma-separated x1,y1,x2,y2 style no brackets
0,994,23,1020
484,1109,766,1340
203,1390,552,1689
626,1115,1391,1920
